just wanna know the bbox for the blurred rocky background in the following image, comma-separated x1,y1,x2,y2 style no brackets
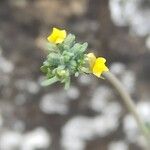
0,0,150,150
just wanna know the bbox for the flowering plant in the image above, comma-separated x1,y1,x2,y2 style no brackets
41,27,108,89
40,27,150,148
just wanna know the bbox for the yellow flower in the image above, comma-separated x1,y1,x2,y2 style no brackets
47,27,66,44
87,53,109,78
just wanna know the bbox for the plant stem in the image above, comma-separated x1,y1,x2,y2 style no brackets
103,71,150,150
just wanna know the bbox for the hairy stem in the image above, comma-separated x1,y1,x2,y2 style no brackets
103,71,150,149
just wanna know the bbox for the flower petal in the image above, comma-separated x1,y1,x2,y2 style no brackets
87,53,96,69
92,57,109,77
47,27,66,44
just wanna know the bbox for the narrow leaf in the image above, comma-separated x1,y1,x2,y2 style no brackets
63,34,75,48
41,76,59,86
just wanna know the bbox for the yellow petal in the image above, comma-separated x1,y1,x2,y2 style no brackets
87,53,96,69
47,27,66,44
92,57,109,77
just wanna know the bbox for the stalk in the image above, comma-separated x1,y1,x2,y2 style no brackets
103,71,150,150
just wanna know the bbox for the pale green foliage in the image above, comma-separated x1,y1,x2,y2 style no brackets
41,34,89,89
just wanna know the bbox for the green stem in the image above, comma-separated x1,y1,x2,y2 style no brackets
103,71,150,150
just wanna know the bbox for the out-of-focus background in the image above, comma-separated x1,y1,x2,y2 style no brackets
0,0,150,150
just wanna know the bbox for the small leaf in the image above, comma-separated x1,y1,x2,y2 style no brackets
46,68,53,78
47,43,59,52
70,42,88,56
63,34,75,48
41,76,59,86
80,42,88,52
47,53,61,66
63,45,70,51
71,43,81,52
43,61,50,67
79,67,90,73
40,66,48,73
64,77,70,90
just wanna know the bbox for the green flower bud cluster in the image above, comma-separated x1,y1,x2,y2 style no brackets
41,34,89,89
